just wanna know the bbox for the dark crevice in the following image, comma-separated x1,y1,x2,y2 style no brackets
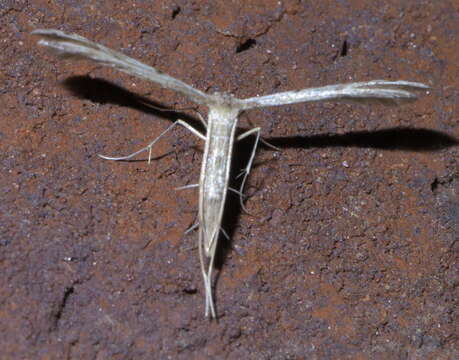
430,175,457,194
171,6,181,19
53,285,74,329
340,39,348,57
431,178,439,192
236,38,256,53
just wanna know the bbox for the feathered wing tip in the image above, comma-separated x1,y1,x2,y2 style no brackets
356,80,430,91
32,29,116,61
342,80,431,106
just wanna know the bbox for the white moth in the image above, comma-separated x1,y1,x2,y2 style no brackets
32,29,429,318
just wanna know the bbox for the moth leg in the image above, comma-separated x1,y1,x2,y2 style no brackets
243,116,280,151
99,119,205,163
205,249,217,318
204,245,217,318
260,137,281,151
195,110,208,128
184,221,199,235
220,227,230,241
236,127,261,212
175,183,199,191
228,187,247,198
198,229,217,318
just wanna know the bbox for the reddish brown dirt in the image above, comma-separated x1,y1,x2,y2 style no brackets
1,1,458,359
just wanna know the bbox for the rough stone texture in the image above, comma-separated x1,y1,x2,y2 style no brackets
1,1,458,359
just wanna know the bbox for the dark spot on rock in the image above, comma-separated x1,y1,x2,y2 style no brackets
236,38,256,53
183,286,197,294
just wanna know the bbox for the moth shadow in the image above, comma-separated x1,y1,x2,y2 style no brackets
267,127,458,151
214,134,257,264
63,76,204,131
211,135,258,311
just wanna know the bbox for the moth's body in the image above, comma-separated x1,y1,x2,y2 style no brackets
33,28,429,319
199,102,240,256
198,97,242,317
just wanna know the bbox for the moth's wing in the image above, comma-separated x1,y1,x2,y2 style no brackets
32,29,210,105
241,80,430,109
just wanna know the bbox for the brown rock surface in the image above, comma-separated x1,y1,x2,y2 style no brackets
1,1,457,359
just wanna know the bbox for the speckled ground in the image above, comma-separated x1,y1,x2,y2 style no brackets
1,1,458,359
